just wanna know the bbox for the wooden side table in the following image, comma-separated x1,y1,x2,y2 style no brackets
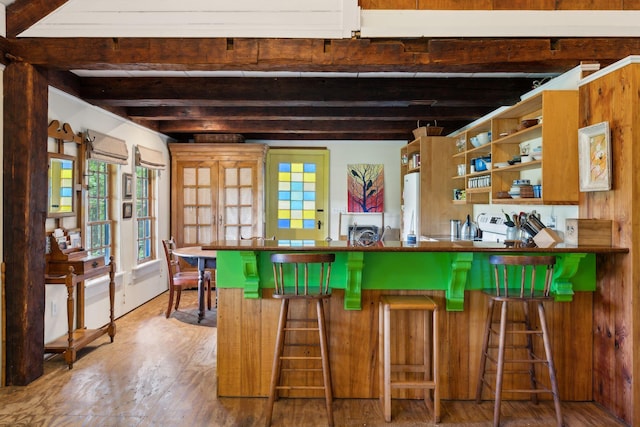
45,248,116,369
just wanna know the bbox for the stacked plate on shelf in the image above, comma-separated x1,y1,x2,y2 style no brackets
508,179,534,198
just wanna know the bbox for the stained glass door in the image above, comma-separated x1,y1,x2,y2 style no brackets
266,149,329,241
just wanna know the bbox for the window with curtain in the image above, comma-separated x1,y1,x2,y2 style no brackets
135,165,154,263
134,145,165,263
86,160,113,261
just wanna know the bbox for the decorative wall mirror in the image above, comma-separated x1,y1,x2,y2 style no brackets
48,153,76,217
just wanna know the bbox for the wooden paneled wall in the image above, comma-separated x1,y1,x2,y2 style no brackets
217,288,594,401
579,63,640,425
360,0,640,10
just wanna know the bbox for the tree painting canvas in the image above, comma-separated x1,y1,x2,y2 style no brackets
347,164,384,212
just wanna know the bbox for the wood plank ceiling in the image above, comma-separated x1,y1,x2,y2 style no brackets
2,0,640,141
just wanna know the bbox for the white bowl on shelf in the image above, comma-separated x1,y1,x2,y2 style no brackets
494,162,509,168
476,132,491,145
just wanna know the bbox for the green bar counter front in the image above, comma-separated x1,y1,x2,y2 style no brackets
215,239,625,311
209,239,627,400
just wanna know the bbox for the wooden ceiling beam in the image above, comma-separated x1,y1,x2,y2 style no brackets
125,105,493,121
156,118,469,138
5,0,70,38
6,37,638,72
78,77,532,105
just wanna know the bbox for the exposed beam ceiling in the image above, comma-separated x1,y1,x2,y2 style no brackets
2,2,639,141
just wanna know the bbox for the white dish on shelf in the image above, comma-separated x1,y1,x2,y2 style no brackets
476,132,491,145
494,162,509,168
532,154,542,161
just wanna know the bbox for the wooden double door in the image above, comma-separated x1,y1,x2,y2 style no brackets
169,143,267,247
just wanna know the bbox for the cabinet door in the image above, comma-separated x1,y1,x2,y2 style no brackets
218,160,262,240
175,161,219,246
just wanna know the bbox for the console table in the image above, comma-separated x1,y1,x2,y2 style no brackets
45,237,116,368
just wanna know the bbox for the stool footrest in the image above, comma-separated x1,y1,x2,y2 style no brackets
502,387,553,394
280,356,322,361
391,380,436,389
391,364,431,373
483,369,537,375
275,385,326,390
281,368,323,372
489,327,543,336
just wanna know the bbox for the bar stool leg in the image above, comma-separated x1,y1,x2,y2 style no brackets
423,309,430,410
265,299,289,427
382,302,392,422
476,298,495,402
523,301,539,404
432,305,440,423
493,301,509,427
378,301,384,413
537,302,563,427
316,299,334,426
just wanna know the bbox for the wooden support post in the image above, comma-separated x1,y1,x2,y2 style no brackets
3,61,49,385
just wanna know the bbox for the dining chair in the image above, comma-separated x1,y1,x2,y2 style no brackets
161,238,213,318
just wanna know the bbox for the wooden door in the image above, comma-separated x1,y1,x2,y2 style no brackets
265,148,329,241
218,160,262,239
174,160,219,247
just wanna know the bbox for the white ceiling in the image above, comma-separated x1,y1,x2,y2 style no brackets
7,0,360,38
3,0,640,39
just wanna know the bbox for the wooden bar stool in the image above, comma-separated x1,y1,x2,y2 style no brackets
476,255,563,427
378,295,440,423
265,253,336,427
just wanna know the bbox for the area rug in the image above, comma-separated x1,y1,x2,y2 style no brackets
169,305,217,327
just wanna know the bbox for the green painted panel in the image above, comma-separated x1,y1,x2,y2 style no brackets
216,250,247,288
360,252,452,290
214,249,597,310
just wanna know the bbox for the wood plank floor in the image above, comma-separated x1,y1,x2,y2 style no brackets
0,290,627,426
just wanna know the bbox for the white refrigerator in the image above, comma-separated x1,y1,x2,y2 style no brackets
402,172,420,241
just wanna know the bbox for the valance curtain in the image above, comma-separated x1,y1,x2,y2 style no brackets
135,145,166,170
85,129,128,165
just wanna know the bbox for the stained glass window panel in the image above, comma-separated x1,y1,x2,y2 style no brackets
277,162,317,230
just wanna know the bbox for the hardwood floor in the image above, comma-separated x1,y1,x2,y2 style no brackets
0,290,627,426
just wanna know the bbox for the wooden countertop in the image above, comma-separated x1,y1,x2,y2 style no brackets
201,239,628,254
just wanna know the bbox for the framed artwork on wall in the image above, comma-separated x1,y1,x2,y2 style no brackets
347,164,384,213
122,202,133,219
123,173,133,199
578,121,612,192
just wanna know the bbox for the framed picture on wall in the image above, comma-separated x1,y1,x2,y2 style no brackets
578,121,612,192
123,173,133,199
123,202,133,219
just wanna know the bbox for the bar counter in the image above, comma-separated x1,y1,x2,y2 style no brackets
208,239,627,400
